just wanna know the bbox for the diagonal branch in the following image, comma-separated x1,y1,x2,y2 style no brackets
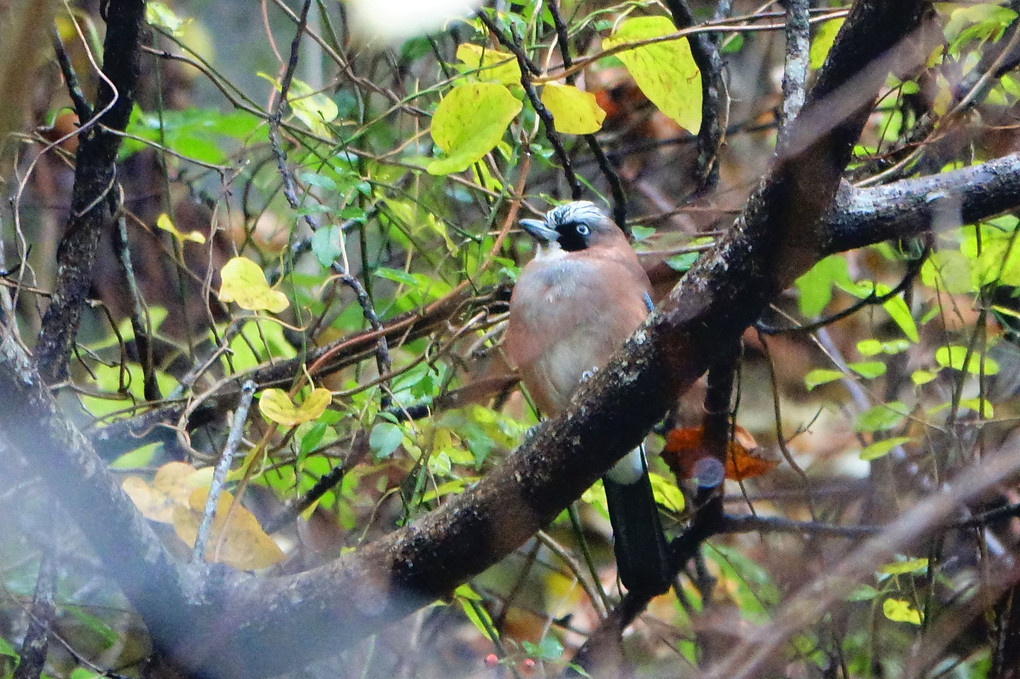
35,0,146,383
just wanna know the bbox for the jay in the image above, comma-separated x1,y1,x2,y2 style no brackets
505,201,672,596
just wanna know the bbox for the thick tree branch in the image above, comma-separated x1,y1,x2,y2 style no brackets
35,0,146,383
823,154,1020,253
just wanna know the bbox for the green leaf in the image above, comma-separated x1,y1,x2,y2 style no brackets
857,338,910,356
455,586,494,640
849,361,887,379
0,636,17,659
66,608,120,647
650,472,684,512
369,422,403,459
846,585,880,602
631,225,655,242
805,368,843,390
882,293,919,342
935,345,1000,375
300,171,338,192
666,252,699,272
454,583,482,600
299,422,329,457
71,669,102,679
311,226,343,267
959,397,994,418
146,1,187,35
375,266,420,288
809,18,844,70
522,636,564,661
125,108,264,163
911,369,936,385
601,16,702,132
540,83,606,134
882,597,922,625
960,220,1020,287
427,83,522,175
853,401,908,433
921,249,975,294
860,436,911,461
220,320,297,373
795,255,851,317
944,4,1018,55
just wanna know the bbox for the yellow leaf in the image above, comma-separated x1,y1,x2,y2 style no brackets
122,476,176,523
157,213,206,244
218,257,290,313
259,387,332,426
456,43,521,85
427,82,522,175
602,16,702,133
122,462,204,523
882,597,922,625
173,488,285,570
540,83,606,134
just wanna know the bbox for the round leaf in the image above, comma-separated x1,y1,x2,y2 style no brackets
455,44,521,85
259,387,332,426
601,16,702,132
428,83,522,175
935,345,999,375
369,421,404,459
882,597,922,625
173,488,285,570
853,401,908,433
540,83,606,134
218,257,290,313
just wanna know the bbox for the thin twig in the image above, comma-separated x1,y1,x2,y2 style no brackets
477,11,582,198
663,0,726,190
50,25,93,122
112,202,160,401
192,380,256,563
265,0,391,384
547,0,628,226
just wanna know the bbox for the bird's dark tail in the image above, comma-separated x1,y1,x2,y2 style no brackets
603,449,673,597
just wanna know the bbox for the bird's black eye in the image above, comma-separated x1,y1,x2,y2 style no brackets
576,224,590,236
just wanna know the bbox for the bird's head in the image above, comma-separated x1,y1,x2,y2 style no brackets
519,201,619,252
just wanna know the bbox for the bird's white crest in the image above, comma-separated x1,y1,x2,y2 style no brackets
544,201,605,228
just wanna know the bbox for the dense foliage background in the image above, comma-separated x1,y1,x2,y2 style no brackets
5,0,1020,677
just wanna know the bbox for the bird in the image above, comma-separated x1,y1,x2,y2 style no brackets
505,200,672,596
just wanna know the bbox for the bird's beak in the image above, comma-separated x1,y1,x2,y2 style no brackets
520,218,559,243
